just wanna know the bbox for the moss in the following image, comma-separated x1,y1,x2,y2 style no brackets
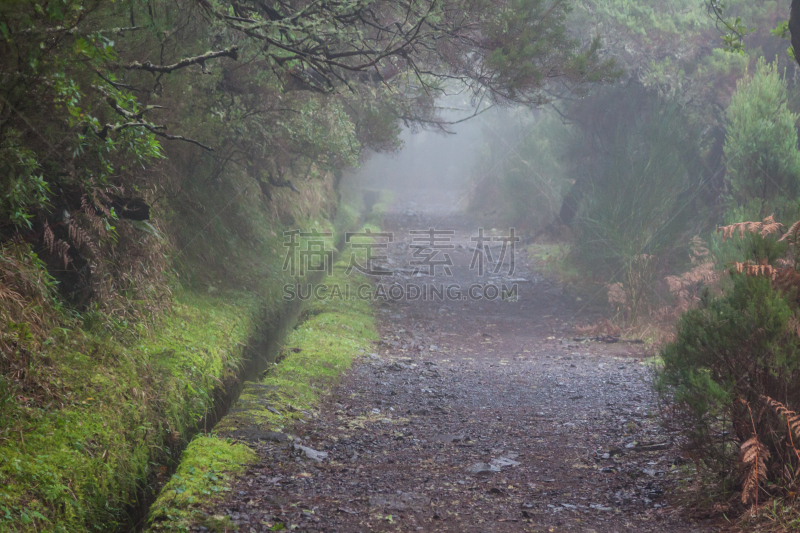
149,226,381,531
0,179,384,532
0,288,261,532
146,436,256,532
0,177,380,532
365,190,394,227
213,256,377,436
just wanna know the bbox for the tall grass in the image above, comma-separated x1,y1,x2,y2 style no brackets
569,85,706,322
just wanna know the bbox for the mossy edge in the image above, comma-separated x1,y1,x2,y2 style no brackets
144,208,387,531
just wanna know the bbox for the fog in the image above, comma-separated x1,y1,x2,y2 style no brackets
352,107,489,194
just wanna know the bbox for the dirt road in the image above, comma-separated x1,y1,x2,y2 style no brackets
208,194,715,532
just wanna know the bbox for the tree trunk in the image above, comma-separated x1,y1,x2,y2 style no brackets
791,0,800,67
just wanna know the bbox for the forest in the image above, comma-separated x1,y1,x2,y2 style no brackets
3,0,800,532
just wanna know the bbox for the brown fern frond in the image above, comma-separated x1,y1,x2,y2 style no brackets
718,216,785,242
688,236,710,261
730,261,775,277
762,395,800,444
606,282,627,307
67,219,98,256
779,220,800,244
773,267,800,294
53,240,71,269
740,436,770,505
81,195,111,237
43,224,55,253
85,193,112,218
760,215,783,237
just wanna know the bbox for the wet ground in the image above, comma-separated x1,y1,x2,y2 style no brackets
207,193,717,532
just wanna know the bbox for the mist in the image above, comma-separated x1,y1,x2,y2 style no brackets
352,109,486,194
5,1,800,531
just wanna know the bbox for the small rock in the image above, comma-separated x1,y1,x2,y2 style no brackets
589,504,613,511
490,456,521,469
292,442,328,462
467,462,501,475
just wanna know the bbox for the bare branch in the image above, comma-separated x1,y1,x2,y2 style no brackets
116,46,239,74
145,126,214,151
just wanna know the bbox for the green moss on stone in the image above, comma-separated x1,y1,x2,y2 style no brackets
147,436,256,532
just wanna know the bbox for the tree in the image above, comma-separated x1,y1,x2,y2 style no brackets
723,57,800,214
0,0,613,308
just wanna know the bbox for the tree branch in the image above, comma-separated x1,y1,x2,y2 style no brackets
116,46,239,74
145,126,214,151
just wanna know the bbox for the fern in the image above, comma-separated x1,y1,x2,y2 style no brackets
718,215,784,242
665,237,716,310
43,222,71,268
762,395,800,444
53,240,70,269
43,223,54,252
730,261,774,277
779,220,800,245
67,218,98,257
740,436,770,506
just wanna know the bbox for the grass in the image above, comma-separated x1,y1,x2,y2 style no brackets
0,288,261,532
526,243,581,283
0,175,378,531
735,500,800,532
146,437,256,532
145,227,381,532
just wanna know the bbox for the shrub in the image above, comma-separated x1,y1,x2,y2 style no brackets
658,273,800,503
569,85,705,322
724,57,800,216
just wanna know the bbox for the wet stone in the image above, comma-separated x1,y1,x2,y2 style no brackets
466,462,501,475
490,456,521,469
292,442,328,462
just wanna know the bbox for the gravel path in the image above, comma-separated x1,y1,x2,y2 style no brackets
207,194,718,533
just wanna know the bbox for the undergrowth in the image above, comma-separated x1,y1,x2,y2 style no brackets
657,216,800,526
0,175,365,531
0,286,260,532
